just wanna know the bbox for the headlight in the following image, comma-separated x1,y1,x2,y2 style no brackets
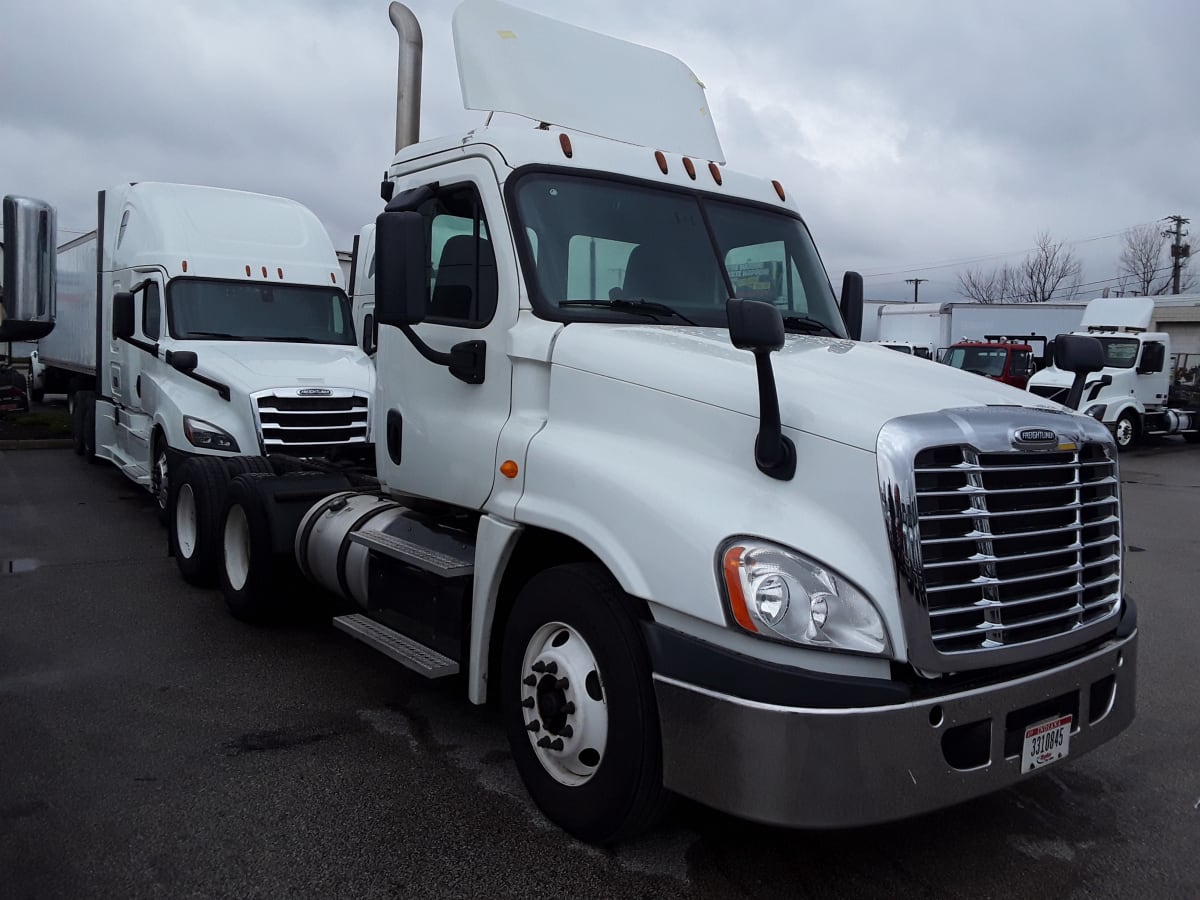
1083,403,1107,421
182,416,240,452
721,540,890,656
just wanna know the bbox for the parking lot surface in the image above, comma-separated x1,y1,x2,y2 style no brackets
1,444,1198,899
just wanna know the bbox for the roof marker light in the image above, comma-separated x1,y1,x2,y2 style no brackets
261,266,268,278
330,272,337,284
245,265,252,276
277,268,283,279
181,260,188,273
772,180,786,201
559,133,573,158
683,157,696,180
655,151,668,174
709,162,722,185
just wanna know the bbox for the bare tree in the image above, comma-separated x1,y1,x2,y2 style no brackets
1116,223,1192,295
957,231,1081,303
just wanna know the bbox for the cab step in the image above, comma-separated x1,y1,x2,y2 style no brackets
350,529,474,577
332,613,460,678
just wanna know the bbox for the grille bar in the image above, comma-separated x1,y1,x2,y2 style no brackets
931,597,1118,642
918,477,1116,499
921,519,1119,545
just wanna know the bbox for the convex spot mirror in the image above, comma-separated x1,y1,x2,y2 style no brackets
168,350,198,372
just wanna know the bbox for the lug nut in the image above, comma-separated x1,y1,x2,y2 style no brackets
560,725,573,738
563,701,575,715
556,678,569,691
548,738,564,751
532,661,546,674
544,661,558,675
523,675,537,687
521,697,535,709
537,736,552,749
526,720,540,733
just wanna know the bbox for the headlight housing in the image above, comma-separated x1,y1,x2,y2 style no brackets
182,416,240,452
721,540,890,656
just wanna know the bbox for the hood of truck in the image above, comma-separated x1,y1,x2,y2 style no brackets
180,341,375,394
550,324,1058,451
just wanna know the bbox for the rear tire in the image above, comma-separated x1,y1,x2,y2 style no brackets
1113,411,1140,451
501,563,665,845
219,473,287,623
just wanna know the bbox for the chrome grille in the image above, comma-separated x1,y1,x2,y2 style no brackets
253,389,369,453
878,408,1123,672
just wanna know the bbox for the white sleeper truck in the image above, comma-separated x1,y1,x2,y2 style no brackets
1028,296,1200,448
34,183,376,554
182,0,1137,844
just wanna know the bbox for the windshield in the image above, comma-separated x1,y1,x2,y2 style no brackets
167,278,355,345
941,346,1008,376
1095,337,1140,369
510,172,845,335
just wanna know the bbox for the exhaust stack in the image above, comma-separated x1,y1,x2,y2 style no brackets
389,2,423,153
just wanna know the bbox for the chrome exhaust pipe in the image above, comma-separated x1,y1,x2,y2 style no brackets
388,2,423,153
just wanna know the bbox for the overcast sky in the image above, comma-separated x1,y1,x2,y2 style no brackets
2,0,1198,302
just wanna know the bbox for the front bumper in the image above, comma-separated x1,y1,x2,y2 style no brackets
651,617,1137,828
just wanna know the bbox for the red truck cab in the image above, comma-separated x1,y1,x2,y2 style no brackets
940,337,1041,389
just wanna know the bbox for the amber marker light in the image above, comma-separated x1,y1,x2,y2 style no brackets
261,265,268,277
181,260,188,272
330,272,337,283
708,162,722,185
277,268,284,279
682,157,696,180
722,545,758,633
244,264,252,276
500,460,519,479
772,180,786,201
559,133,573,158
655,150,668,174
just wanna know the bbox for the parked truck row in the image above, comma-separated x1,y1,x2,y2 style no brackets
5,0,1142,847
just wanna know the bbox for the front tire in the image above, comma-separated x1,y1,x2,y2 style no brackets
170,457,234,586
1113,411,1140,451
151,435,170,526
501,563,665,845
219,473,286,623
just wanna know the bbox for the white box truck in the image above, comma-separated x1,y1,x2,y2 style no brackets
873,301,1090,359
175,0,1137,845
33,183,376,527
1028,295,1200,448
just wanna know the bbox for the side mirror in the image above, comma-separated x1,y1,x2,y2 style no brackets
113,291,136,340
374,210,428,328
1137,342,1165,374
167,350,198,372
362,312,376,355
1054,334,1105,410
839,271,863,341
726,298,794,481
1,194,57,342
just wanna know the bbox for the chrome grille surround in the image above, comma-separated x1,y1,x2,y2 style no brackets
251,387,371,455
878,407,1122,673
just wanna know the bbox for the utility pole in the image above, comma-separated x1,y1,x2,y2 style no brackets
1163,215,1190,294
905,277,927,303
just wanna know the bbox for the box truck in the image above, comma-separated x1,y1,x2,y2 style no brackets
873,301,1089,359
172,0,1137,844
33,183,375,521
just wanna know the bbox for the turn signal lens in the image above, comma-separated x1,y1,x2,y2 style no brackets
559,133,573,158
500,460,519,479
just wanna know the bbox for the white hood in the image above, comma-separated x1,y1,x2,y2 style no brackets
551,324,1060,451
183,341,376,394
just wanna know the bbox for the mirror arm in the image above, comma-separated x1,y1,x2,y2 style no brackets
751,351,796,480
398,324,486,385
163,350,230,401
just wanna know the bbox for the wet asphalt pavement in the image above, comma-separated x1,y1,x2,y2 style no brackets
1,442,1198,899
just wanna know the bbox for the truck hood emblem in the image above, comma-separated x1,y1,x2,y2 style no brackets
1014,427,1057,447
297,387,332,396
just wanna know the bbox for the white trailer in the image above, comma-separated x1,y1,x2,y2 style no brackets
177,0,1137,845
1028,296,1200,448
32,183,376,537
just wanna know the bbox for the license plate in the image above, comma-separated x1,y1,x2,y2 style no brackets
1021,714,1072,773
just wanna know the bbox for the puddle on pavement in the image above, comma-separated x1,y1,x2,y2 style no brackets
1,558,40,575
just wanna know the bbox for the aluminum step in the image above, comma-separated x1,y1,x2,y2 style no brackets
350,529,475,577
332,614,459,678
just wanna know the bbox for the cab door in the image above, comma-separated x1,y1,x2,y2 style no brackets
111,270,165,465
375,156,517,510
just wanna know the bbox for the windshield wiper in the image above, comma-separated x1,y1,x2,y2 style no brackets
181,331,242,340
560,298,698,325
781,315,839,337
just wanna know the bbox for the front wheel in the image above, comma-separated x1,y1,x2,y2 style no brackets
1113,411,1140,451
501,563,665,845
151,436,170,526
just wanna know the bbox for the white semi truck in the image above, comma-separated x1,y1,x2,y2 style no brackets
1028,295,1200,448
174,0,1137,844
32,183,376,528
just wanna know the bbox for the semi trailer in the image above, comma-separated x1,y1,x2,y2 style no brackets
170,0,1137,844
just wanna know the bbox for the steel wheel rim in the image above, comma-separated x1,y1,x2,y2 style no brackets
176,484,198,558
1116,417,1133,447
519,621,608,787
223,504,251,591
153,447,169,511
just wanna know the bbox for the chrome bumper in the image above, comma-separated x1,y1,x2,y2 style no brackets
653,630,1137,828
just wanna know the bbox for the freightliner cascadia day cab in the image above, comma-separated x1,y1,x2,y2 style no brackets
1028,296,1200,449
34,183,376,533
183,0,1137,844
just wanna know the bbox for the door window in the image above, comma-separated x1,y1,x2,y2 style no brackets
426,186,497,327
142,282,161,340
